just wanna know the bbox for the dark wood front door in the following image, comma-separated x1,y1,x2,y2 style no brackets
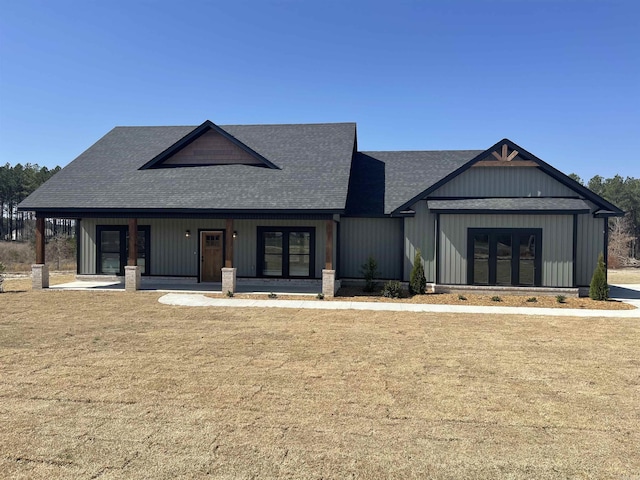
201,231,223,282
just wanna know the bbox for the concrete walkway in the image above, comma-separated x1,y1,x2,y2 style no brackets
158,284,640,318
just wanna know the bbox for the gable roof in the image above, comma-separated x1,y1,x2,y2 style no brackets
388,138,624,216
19,122,357,214
140,120,279,169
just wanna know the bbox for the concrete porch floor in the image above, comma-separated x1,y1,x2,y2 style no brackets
50,276,323,295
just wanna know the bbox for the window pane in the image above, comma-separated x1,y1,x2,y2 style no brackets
289,232,310,255
263,254,282,276
519,234,535,286
473,234,489,284
101,231,120,253
125,230,148,275
101,253,120,274
496,234,512,285
289,254,310,277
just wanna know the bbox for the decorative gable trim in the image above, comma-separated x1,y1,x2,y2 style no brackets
391,138,624,216
139,120,279,170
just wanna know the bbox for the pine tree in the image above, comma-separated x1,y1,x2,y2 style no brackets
409,250,427,295
589,252,609,300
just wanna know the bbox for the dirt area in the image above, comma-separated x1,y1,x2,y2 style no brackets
210,286,634,310
1,288,639,478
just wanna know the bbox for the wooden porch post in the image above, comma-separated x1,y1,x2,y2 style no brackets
128,218,138,266
35,215,45,264
225,219,233,267
325,219,333,270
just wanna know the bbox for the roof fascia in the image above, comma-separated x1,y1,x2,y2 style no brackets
429,209,591,215
20,207,343,218
139,120,280,170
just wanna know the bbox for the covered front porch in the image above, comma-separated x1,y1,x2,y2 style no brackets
50,276,324,295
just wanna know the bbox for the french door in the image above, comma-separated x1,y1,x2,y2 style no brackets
468,228,541,286
96,225,150,276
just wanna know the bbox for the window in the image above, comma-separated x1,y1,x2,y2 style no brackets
468,228,541,286
257,227,315,278
96,225,150,276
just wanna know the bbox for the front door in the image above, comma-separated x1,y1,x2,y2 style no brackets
201,231,223,282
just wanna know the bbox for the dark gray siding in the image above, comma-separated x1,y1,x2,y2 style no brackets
432,166,578,198
576,210,605,286
339,217,403,279
403,201,436,282
439,213,574,287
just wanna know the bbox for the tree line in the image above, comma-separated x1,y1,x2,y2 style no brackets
0,163,74,241
570,173,640,265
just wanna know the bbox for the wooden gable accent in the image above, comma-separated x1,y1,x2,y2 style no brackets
162,129,264,166
473,143,537,167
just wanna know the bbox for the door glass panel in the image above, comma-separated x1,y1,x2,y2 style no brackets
519,234,535,286
263,232,283,276
495,234,512,285
125,229,148,275
100,231,121,274
473,234,489,284
289,232,311,277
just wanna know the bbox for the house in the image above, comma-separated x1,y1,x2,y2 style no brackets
18,120,623,296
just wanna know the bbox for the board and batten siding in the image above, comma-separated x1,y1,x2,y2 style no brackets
439,214,574,287
576,211,605,286
432,166,578,198
403,201,437,282
80,217,329,278
339,217,403,279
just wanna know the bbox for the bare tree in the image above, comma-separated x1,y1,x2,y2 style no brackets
608,215,635,268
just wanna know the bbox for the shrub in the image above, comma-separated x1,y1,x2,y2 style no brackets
526,297,537,303
226,290,234,297
361,255,378,293
458,294,467,301
268,292,277,299
589,252,609,301
556,295,566,304
381,280,402,298
491,296,502,302
316,293,325,300
409,250,427,295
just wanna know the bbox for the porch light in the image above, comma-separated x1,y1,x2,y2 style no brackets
185,230,191,238
233,231,238,238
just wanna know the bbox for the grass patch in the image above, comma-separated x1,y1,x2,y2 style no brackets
1,288,639,477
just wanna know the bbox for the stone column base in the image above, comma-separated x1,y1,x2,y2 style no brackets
125,266,141,292
322,269,338,298
222,268,237,294
32,264,49,290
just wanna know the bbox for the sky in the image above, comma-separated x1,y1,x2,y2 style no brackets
0,0,638,182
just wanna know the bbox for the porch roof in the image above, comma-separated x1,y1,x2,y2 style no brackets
427,198,592,214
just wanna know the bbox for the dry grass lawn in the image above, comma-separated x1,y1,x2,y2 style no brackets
1,286,639,478
609,268,640,284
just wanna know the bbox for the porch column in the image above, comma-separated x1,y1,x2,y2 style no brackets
222,218,236,294
32,214,49,289
322,219,339,297
125,218,141,292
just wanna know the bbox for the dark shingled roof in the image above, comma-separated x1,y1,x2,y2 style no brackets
427,198,592,213
346,150,482,215
19,123,357,212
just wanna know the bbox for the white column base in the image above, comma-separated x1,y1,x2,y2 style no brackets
322,269,338,298
222,267,237,294
125,266,141,292
32,264,49,290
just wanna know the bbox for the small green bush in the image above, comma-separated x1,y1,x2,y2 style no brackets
589,252,609,301
268,292,277,299
381,280,403,298
226,290,234,297
526,297,537,303
409,250,427,295
458,294,467,301
316,293,325,300
361,255,379,293
556,295,566,304
491,296,502,302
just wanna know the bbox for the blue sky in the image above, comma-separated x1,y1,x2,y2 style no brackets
1,0,638,181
